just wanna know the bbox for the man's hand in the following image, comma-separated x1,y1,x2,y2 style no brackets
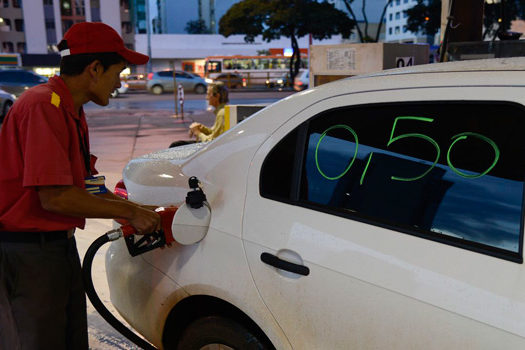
128,205,161,235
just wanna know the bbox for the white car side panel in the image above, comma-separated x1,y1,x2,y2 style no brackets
243,86,525,348
106,239,188,348
140,227,292,349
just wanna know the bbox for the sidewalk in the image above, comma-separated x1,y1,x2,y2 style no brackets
86,108,215,190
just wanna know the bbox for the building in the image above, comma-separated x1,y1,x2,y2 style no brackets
0,0,133,75
384,0,436,44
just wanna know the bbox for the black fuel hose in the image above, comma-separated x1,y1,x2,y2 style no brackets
81,234,158,350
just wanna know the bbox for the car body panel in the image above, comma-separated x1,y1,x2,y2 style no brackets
0,88,15,123
0,69,48,97
106,58,525,349
244,87,525,349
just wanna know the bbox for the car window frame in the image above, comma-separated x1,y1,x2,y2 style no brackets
260,99,525,264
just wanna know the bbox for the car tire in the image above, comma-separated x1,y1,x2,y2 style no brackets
151,85,164,95
194,84,206,94
1,100,13,123
174,315,273,350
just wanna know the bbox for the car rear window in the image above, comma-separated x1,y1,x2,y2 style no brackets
261,101,525,262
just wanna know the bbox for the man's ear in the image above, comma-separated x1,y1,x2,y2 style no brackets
86,60,102,80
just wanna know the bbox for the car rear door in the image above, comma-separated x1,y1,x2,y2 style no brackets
243,84,525,349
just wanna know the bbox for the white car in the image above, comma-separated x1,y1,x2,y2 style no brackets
293,69,309,91
111,81,129,98
107,57,525,349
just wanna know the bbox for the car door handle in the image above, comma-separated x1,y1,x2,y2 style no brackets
260,252,310,276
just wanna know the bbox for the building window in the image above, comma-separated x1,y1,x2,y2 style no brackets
1,18,11,31
395,12,400,20
74,0,84,16
395,0,400,5
12,0,20,8
403,25,407,33
61,0,72,16
14,19,23,31
43,0,53,4
2,41,14,52
16,42,25,53
395,26,400,34
2,0,8,8
389,13,392,21
404,0,408,3
389,27,392,35
403,11,408,18
122,21,132,34
91,0,101,21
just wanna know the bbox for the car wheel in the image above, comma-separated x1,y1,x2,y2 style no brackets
1,100,13,123
194,84,206,94
152,85,164,95
174,315,272,350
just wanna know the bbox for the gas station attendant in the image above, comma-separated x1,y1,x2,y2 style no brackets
0,22,161,349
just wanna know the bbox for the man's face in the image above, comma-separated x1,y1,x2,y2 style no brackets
89,61,126,106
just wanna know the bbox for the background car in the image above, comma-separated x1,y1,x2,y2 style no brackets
107,58,525,349
0,68,48,97
124,74,146,90
293,69,309,91
208,73,245,89
146,70,207,94
0,88,15,124
110,81,129,98
266,72,291,89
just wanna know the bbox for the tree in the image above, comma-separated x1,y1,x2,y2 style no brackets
219,0,355,83
483,1,525,39
341,0,394,43
406,0,525,41
185,19,211,34
405,0,441,39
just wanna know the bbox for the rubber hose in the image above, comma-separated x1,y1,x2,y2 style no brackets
81,234,158,350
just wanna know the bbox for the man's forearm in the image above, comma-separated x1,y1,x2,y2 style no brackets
38,185,137,221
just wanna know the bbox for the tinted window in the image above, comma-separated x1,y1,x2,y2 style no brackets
157,71,172,77
261,101,525,261
0,71,45,83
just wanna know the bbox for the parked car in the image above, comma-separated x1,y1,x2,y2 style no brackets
110,81,129,98
208,73,245,89
146,70,207,94
0,88,15,124
124,73,146,90
0,68,48,97
293,69,309,91
107,57,525,349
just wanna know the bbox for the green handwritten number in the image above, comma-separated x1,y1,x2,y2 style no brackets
446,132,500,178
315,124,358,180
387,116,441,182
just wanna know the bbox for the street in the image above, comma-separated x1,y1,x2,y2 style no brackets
77,89,294,349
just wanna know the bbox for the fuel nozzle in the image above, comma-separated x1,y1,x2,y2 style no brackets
120,206,178,257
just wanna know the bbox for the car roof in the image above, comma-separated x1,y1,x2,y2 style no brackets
360,57,525,79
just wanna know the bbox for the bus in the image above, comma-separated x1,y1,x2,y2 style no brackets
204,55,307,87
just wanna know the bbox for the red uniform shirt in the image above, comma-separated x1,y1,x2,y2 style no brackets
0,76,97,232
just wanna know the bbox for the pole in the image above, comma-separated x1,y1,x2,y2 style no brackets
172,60,178,116
145,0,152,74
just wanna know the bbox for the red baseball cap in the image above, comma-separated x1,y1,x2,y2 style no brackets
60,22,149,65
